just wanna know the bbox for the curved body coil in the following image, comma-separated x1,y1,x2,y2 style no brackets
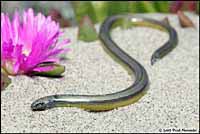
31,14,178,111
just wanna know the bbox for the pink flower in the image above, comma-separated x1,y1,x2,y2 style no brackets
1,8,70,75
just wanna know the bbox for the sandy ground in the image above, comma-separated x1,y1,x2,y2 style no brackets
1,13,199,133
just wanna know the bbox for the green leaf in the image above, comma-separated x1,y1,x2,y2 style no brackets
91,1,109,23
78,15,98,42
1,68,11,91
72,1,97,24
108,1,129,16
128,1,139,13
31,63,65,77
137,1,157,13
154,1,170,13
129,1,157,13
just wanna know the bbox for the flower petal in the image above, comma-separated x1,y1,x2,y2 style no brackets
1,8,71,75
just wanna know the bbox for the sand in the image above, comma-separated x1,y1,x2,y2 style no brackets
1,13,199,133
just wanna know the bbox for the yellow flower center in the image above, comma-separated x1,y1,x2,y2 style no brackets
22,48,31,56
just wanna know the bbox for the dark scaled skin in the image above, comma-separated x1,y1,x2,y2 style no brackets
31,14,178,112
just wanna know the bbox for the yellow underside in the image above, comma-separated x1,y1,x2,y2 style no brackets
57,89,148,112
56,20,154,112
